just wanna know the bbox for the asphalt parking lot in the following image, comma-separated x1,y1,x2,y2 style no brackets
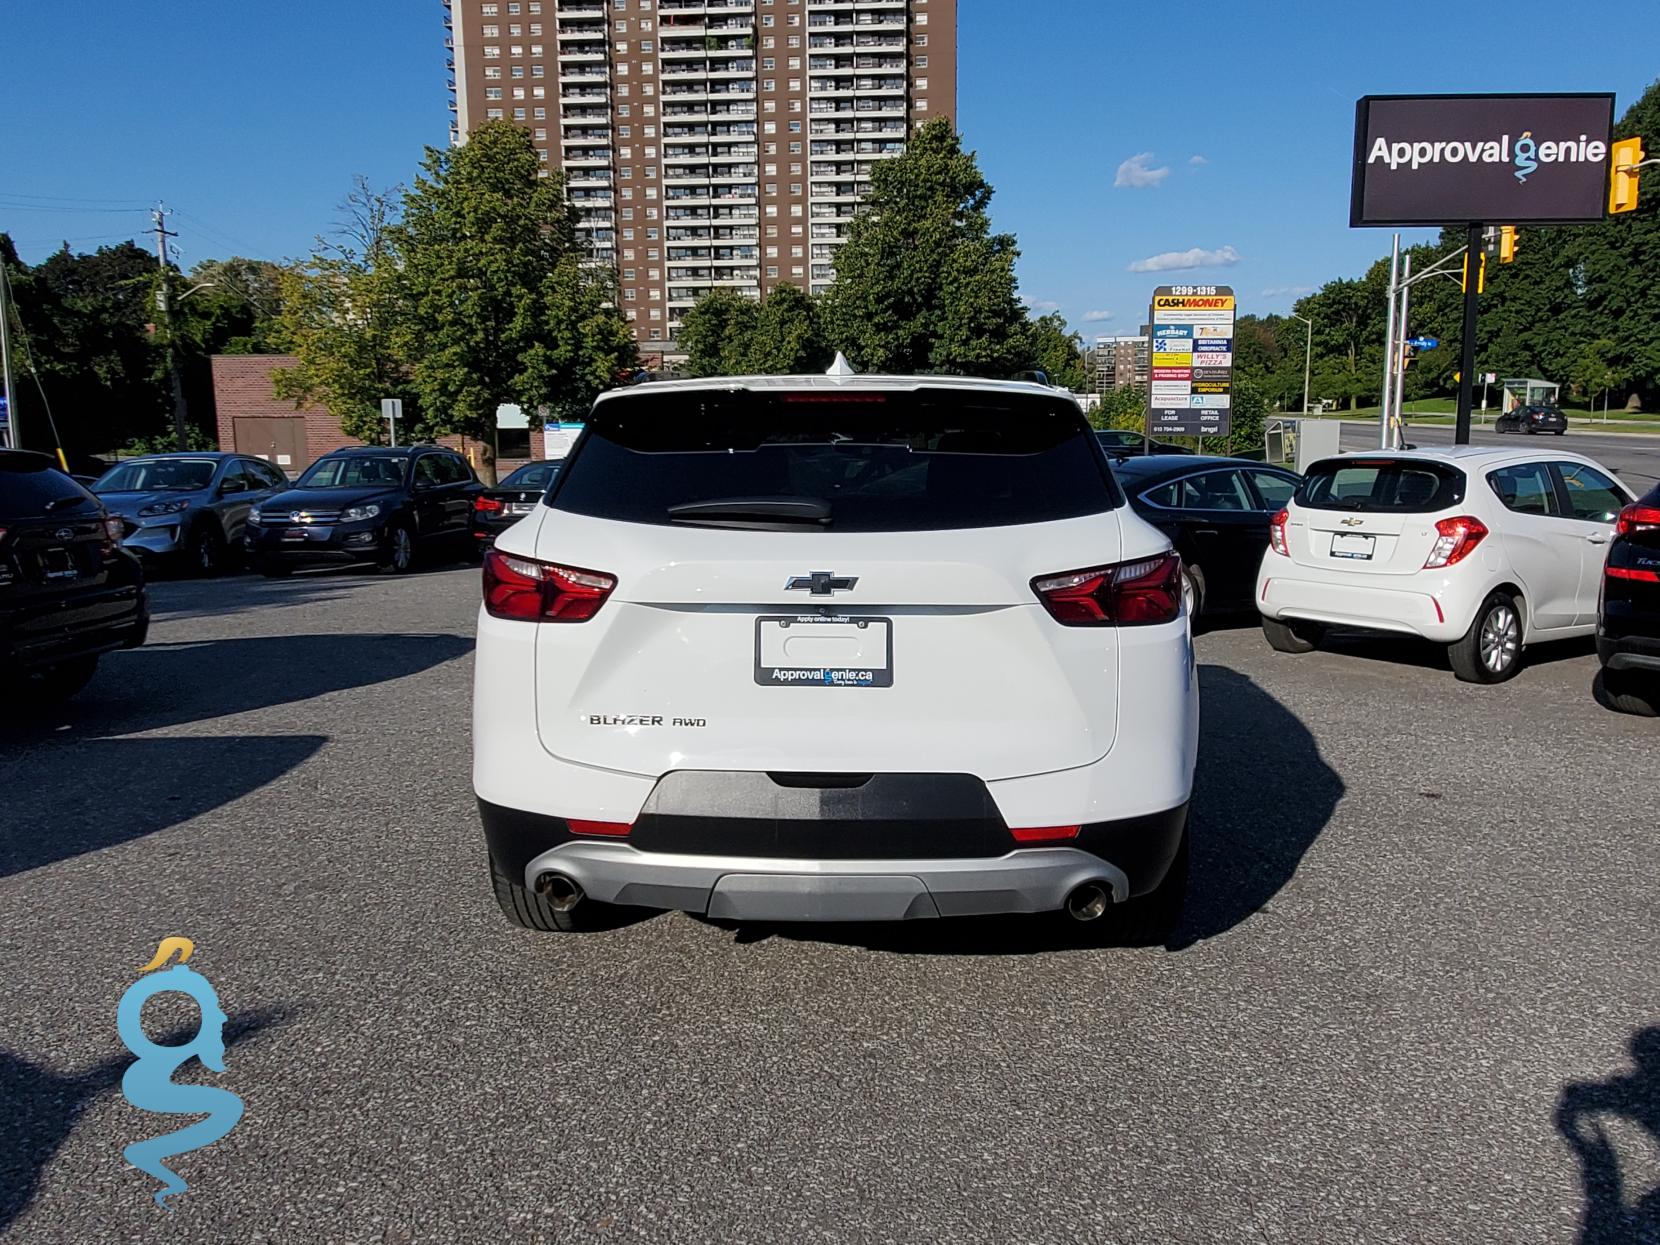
2,566,1656,1243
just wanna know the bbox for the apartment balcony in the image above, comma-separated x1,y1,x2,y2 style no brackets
563,132,611,146
809,55,904,71
807,34,905,51
561,87,610,102
810,204,858,219
563,150,614,166
809,97,906,116
559,67,610,82
558,49,607,63
576,214,617,229
806,15,906,32
561,108,609,124
557,3,605,15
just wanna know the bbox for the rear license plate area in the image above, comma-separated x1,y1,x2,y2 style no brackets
1330,532,1375,561
40,546,79,580
755,614,892,688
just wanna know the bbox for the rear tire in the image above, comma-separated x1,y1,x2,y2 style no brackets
1595,667,1659,717
1448,590,1523,684
1262,615,1323,654
489,855,613,932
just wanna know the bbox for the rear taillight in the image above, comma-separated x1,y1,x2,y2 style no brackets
103,515,123,544
1268,507,1289,556
1607,565,1660,583
482,548,616,622
473,495,504,513
1032,551,1182,626
1615,504,1660,537
1423,515,1488,569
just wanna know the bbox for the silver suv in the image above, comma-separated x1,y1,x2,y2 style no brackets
92,452,288,575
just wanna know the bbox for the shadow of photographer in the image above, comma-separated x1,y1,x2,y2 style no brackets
1557,1026,1660,1244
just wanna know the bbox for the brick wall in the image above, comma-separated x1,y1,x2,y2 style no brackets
210,355,547,475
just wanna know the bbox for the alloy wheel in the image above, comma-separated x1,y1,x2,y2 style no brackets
391,528,413,571
1479,603,1518,674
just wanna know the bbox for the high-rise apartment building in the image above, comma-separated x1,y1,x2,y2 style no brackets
1091,333,1151,393
444,0,955,363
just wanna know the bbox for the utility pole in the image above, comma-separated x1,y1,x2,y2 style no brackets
1392,254,1413,445
1453,222,1482,445
152,205,190,451
0,256,17,451
1378,234,1400,449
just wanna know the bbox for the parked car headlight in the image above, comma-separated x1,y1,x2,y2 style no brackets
137,499,190,518
249,507,264,524
341,503,382,522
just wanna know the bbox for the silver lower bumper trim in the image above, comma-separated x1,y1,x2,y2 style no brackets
523,842,1128,921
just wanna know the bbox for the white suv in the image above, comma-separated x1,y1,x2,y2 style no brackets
1257,446,1634,682
473,370,1198,938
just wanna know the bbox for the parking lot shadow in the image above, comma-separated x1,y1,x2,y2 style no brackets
6,632,472,737
713,663,1341,956
0,1006,292,1234
1556,1027,1660,1244
0,734,326,879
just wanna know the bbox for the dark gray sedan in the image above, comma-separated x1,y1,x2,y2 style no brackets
91,452,289,575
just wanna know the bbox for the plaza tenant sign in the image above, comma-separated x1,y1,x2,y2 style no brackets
1146,286,1234,438
1351,93,1615,226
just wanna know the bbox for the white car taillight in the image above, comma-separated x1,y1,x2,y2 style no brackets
1423,516,1488,569
1268,508,1290,557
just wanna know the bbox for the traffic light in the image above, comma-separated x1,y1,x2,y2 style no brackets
1461,252,1487,293
1610,136,1645,214
1498,225,1518,263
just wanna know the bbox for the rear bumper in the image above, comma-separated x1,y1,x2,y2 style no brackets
480,796,1188,919
1258,567,1463,641
2,580,149,674
1599,633,1660,674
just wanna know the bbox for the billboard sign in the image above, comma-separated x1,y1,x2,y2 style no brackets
1145,286,1234,438
1352,93,1615,226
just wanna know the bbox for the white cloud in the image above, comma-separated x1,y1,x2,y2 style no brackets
1025,298,1061,313
1127,245,1242,273
1261,285,1314,298
1081,309,1115,323
1188,154,1208,166
1114,152,1170,189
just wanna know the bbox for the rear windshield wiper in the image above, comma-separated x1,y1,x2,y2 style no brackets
667,497,832,527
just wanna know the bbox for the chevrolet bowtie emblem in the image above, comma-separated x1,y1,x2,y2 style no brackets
1340,517,1365,527
785,571,858,595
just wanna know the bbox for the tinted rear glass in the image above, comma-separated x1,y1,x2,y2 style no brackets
1298,459,1465,513
0,457,98,516
550,389,1119,532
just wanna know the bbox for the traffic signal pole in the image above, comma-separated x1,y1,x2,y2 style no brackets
1453,222,1482,445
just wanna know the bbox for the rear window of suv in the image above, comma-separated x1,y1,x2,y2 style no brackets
1297,458,1465,514
548,388,1120,532
0,455,98,517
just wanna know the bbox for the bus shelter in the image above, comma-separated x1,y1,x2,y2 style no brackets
1500,378,1559,412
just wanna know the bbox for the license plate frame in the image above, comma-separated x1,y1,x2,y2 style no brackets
754,614,893,688
1330,532,1376,561
282,528,309,541
40,546,78,580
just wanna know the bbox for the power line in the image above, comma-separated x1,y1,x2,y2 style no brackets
0,201,152,215
0,190,153,207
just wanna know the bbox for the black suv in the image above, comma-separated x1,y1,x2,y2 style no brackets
1,450,148,701
246,445,482,576
1596,484,1660,716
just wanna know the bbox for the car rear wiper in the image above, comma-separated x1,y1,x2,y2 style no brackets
667,496,832,528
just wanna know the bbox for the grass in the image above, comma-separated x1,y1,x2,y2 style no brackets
1288,398,1660,431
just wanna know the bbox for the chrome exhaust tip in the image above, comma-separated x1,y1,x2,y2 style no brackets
535,872,584,913
1065,881,1111,922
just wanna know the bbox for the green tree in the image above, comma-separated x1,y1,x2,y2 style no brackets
677,288,760,376
747,282,830,374
392,121,636,482
272,179,411,445
1090,385,1147,431
0,235,169,456
818,119,1030,376
1027,311,1086,391
1221,376,1269,457
1569,338,1631,418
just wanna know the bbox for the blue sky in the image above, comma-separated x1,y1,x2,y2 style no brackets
3,0,1656,340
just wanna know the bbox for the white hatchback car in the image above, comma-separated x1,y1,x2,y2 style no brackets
473,370,1198,938
1256,446,1635,682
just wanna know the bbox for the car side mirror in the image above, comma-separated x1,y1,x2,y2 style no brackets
219,477,248,495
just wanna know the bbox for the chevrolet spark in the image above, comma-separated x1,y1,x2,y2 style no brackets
472,371,1198,940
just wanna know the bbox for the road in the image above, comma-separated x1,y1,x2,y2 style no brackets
1336,419,1660,490
2,568,1655,1243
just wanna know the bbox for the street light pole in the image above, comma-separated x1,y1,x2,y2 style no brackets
0,258,17,451
1379,234,1400,449
1290,313,1312,415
